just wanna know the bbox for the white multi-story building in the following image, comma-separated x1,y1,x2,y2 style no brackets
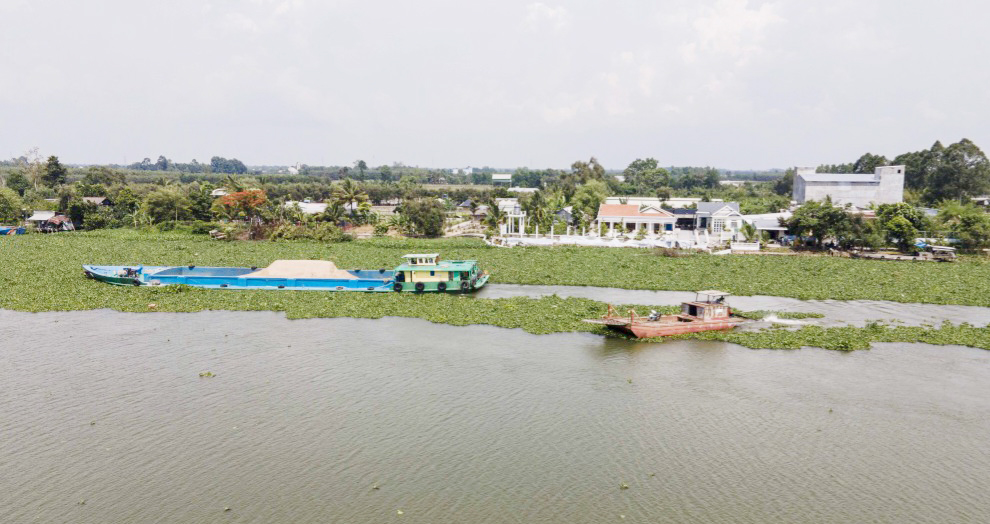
793,165,904,208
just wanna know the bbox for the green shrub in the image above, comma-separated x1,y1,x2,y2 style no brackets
189,221,219,235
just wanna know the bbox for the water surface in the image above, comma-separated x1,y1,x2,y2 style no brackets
1,310,988,523
479,284,990,327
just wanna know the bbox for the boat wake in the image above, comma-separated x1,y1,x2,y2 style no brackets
761,314,809,326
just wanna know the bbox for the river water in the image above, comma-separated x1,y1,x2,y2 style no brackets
477,284,990,327
2,309,989,523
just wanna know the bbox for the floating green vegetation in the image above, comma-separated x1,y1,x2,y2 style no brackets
2,229,990,306
677,321,990,352
0,230,988,351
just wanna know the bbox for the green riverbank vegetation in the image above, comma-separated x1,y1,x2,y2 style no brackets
0,230,989,351
3,138,989,251
3,230,990,306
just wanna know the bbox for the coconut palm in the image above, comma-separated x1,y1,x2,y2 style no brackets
322,202,346,225
332,178,368,220
484,199,506,230
741,221,758,242
522,190,549,230
223,174,245,192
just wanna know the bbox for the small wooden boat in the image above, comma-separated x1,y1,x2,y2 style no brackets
83,254,489,293
584,290,745,338
851,245,956,262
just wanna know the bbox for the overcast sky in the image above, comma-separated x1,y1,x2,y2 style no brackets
1,0,987,170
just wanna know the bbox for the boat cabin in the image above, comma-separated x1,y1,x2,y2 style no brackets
680,290,733,320
402,254,440,266
930,245,956,261
394,254,481,284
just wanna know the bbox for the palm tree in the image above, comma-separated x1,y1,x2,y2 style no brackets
333,178,368,220
223,174,245,192
522,190,551,231
484,199,506,230
741,221,758,242
322,202,346,225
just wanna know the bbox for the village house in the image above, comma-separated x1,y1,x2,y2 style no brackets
693,202,743,236
457,200,489,221
594,203,677,236
82,196,112,206
793,165,905,208
286,201,328,214
26,211,75,232
491,173,512,185
742,212,791,241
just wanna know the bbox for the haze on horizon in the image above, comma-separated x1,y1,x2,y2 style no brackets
1,0,987,171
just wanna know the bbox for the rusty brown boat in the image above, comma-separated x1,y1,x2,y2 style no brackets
584,291,745,338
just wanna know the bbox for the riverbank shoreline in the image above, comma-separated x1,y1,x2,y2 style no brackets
3,230,989,351
3,229,990,305
2,297,987,352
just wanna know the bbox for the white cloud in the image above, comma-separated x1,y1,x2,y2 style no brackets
1,0,988,168
524,3,569,32
0,0,28,11
223,12,261,34
540,94,595,124
689,0,784,66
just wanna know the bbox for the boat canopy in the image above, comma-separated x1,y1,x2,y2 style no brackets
394,258,478,273
694,290,732,302
401,254,441,265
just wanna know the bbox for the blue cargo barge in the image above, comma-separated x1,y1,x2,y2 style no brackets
83,255,489,293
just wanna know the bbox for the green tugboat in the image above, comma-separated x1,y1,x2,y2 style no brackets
391,254,489,293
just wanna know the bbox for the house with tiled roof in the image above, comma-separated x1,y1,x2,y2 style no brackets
594,203,676,236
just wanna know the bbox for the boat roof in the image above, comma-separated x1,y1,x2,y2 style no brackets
394,260,478,272
402,253,440,259
695,290,731,296
27,211,56,221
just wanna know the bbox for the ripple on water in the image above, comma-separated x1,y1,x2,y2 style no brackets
0,310,988,523
476,284,990,327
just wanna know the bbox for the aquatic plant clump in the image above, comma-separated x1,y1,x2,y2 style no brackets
0,230,988,351
4,229,990,306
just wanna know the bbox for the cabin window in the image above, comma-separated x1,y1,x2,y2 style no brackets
430,271,435,276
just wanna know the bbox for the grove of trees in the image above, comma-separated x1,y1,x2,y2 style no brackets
815,138,990,204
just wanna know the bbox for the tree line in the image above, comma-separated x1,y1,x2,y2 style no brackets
814,138,990,204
